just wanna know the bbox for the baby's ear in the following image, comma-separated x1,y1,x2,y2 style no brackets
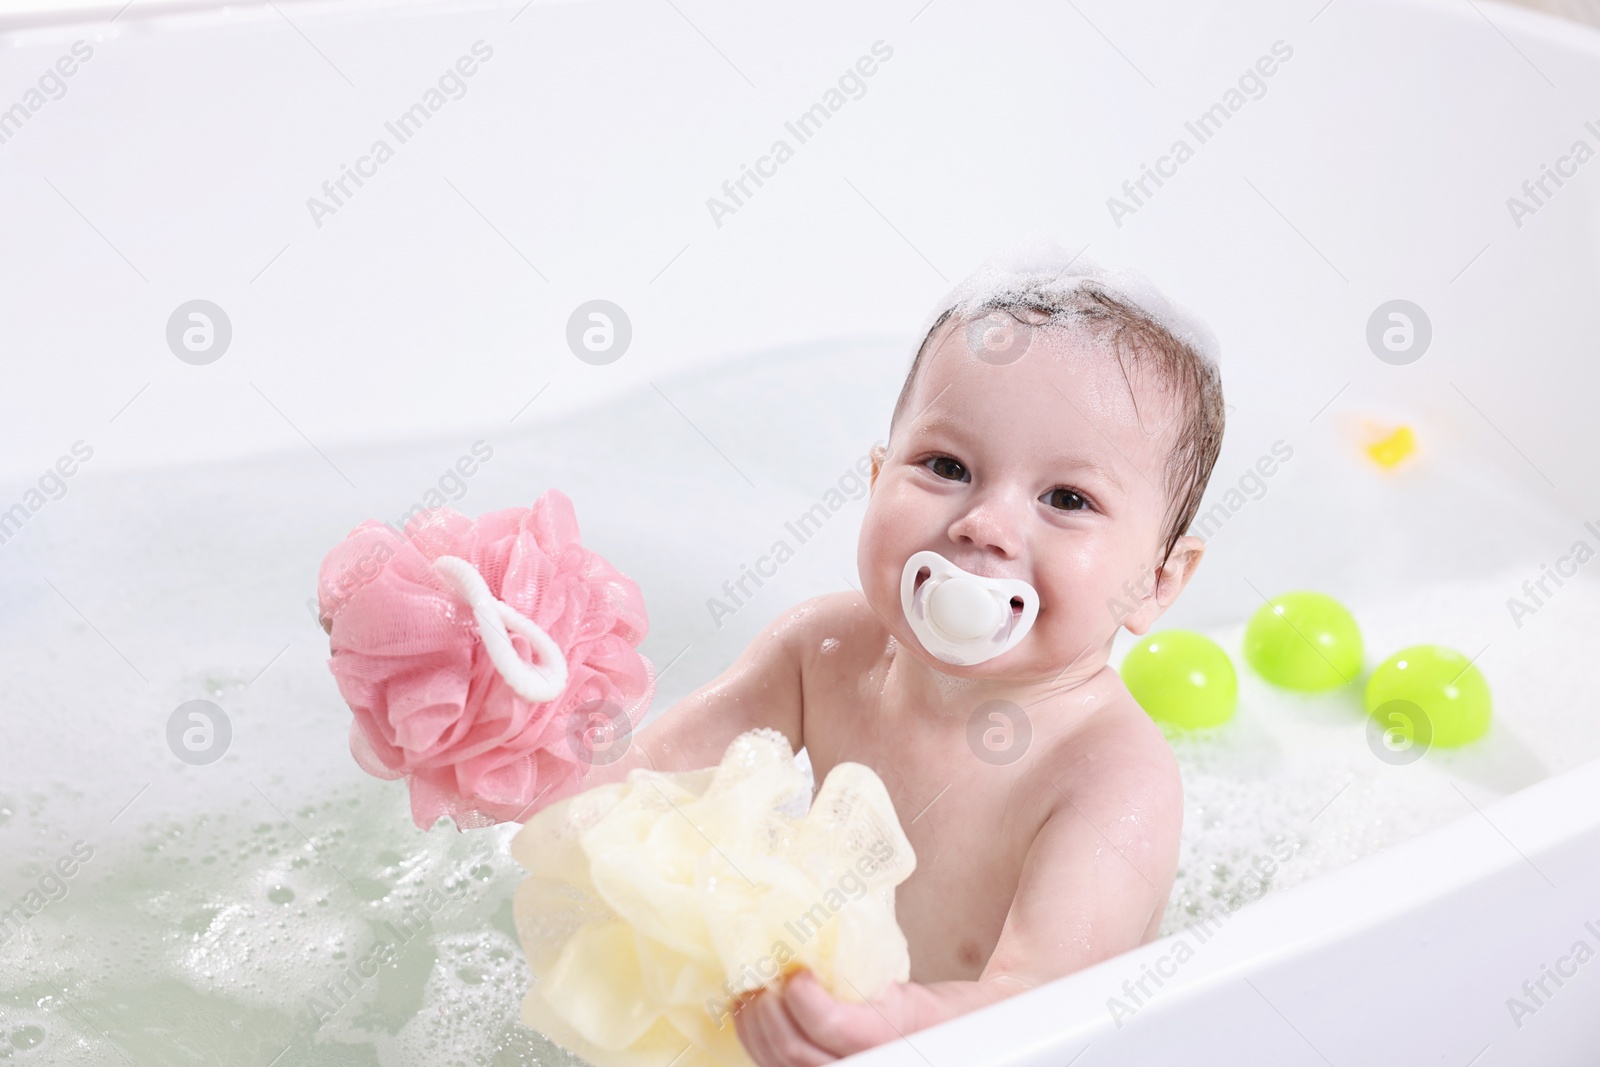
1120,536,1206,636
869,442,888,491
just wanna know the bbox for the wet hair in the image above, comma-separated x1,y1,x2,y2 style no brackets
887,281,1226,565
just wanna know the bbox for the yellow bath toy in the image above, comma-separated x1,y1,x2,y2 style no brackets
510,729,916,1066
1364,424,1416,469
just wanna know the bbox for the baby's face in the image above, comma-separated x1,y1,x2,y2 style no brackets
859,318,1187,681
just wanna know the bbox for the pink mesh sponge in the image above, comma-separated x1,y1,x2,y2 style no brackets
316,490,655,830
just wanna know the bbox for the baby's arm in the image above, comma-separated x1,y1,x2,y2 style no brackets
573,599,820,789
736,706,1183,1063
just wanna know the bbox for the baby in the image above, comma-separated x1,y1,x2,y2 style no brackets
578,247,1224,1064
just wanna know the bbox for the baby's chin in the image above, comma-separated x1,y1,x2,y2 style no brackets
893,626,1104,686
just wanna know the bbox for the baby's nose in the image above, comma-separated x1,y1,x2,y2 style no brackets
948,493,1025,558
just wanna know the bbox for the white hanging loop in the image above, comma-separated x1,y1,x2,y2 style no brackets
432,555,569,703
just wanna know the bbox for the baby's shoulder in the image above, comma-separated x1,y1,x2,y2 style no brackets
778,589,883,635
778,590,892,669
1036,672,1183,842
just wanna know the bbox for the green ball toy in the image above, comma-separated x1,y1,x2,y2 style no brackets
1122,630,1237,728
1365,644,1491,748
1244,591,1363,691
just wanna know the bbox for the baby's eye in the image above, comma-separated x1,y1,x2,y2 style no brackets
924,455,969,482
1043,487,1089,511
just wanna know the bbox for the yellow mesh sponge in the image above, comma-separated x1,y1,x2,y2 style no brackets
510,728,917,1066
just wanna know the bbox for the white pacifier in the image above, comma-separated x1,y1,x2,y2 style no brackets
899,551,1040,666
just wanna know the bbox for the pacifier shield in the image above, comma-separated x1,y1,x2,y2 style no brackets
899,551,1039,666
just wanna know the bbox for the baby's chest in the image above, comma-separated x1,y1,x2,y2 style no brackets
890,774,1042,976
806,736,1047,981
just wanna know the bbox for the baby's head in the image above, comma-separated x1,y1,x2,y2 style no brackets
858,247,1225,682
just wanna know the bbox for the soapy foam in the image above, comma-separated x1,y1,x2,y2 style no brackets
0,780,571,1066
925,238,1223,369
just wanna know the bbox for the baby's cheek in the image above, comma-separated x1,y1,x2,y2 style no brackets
855,519,894,597
860,519,917,616
1066,540,1150,610
1039,575,1123,647
859,498,905,567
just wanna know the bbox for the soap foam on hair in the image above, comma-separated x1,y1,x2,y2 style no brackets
927,238,1222,369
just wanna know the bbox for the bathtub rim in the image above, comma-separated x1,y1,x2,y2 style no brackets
842,751,1600,1064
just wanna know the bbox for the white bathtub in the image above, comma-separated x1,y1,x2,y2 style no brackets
2,0,1598,1063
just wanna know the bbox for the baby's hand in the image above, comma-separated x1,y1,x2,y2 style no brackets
735,970,914,1065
